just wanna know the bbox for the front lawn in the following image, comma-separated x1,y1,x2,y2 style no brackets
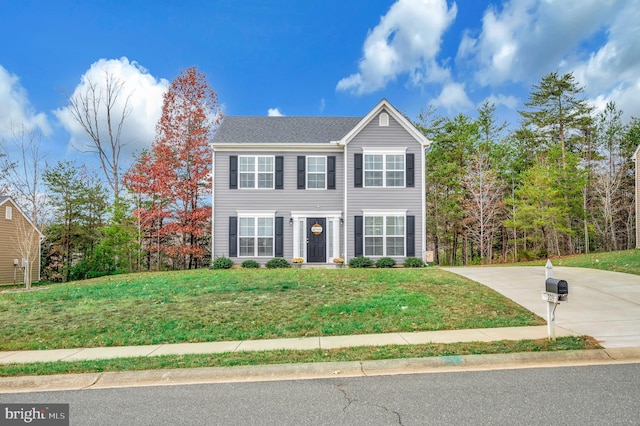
517,249,640,275
0,268,544,351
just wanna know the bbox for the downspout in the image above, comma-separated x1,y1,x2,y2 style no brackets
343,141,348,262
211,146,216,260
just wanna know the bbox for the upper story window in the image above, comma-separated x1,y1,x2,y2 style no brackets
306,156,326,189
5,206,12,220
364,153,405,187
297,155,336,190
239,156,274,189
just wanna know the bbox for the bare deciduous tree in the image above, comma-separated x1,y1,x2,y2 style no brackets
66,71,131,200
463,153,503,264
0,124,47,227
10,206,41,289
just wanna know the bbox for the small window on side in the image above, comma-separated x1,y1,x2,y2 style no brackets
379,112,389,127
5,206,12,220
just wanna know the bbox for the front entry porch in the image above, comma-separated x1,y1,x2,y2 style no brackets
291,211,342,264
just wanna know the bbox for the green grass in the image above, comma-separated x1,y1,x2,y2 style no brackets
0,268,544,351
515,248,640,275
0,336,599,377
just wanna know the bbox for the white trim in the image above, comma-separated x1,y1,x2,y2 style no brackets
291,212,342,263
212,143,343,152
306,155,327,190
379,112,389,127
344,143,349,261
361,147,407,153
421,146,427,260
291,211,342,218
362,152,406,188
238,155,275,189
236,210,277,217
362,209,407,215
211,149,215,258
237,215,276,258
362,214,407,257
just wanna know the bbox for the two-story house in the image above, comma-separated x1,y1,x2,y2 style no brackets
210,99,431,265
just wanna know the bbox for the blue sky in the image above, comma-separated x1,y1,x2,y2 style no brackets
1,0,639,168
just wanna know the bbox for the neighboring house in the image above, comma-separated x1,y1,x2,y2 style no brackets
635,145,640,248
0,196,42,285
210,99,431,265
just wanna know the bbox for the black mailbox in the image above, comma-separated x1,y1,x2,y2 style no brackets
545,278,568,295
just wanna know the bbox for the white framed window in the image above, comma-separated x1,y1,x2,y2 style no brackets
306,156,326,189
5,206,12,220
364,215,405,257
364,153,405,187
239,156,274,189
238,216,274,257
379,112,389,127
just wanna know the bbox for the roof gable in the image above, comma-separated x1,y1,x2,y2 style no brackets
0,196,43,237
340,99,431,147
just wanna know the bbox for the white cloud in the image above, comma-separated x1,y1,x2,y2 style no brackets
484,93,518,110
431,82,473,113
0,65,51,138
570,1,640,120
54,57,169,159
459,0,621,87
336,0,457,95
267,108,284,117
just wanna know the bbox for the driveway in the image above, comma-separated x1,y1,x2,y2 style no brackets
442,266,640,348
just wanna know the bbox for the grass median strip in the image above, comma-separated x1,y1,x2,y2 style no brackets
0,336,599,377
0,268,544,351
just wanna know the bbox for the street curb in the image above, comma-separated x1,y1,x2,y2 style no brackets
2,348,639,394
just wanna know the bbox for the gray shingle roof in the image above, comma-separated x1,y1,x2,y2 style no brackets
212,116,362,144
0,196,9,204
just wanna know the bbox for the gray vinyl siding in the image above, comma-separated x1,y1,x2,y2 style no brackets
213,150,344,262
346,111,424,261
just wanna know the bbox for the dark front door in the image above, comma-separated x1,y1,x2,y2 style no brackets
307,218,326,263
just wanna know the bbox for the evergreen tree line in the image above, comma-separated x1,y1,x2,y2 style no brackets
419,72,638,265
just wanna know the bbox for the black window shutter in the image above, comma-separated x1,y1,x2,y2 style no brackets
327,156,336,189
229,156,238,189
354,153,363,188
275,156,284,189
406,153,414,188
406,215,415,257
275,216,284,257
229,216,238,257
297,156,306,189
354,215,363,257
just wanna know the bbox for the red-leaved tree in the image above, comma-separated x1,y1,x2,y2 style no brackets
124,67,222,270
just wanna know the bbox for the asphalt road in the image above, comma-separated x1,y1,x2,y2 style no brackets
1,364,638,425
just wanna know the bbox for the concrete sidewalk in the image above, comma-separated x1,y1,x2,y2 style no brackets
0,325,577,365
442,266,640,348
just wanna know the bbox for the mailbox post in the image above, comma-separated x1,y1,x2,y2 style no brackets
541,260,568,340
